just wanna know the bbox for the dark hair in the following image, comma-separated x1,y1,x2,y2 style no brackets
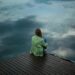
35,28,42,37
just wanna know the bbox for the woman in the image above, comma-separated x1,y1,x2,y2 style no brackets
30,28,48,56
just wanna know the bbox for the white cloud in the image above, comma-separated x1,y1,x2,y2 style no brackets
50,32,62,39
41,28,49,34
35,15,50,23
47,29,75,39
61,29,75,38
0,0,75,23
34,1,75,30
51,47,75,58
1,0,30,6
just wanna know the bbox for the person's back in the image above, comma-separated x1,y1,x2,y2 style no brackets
30,28,48,56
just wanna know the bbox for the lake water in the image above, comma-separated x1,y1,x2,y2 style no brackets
0,0,75,62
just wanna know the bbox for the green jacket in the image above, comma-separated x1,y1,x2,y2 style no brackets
30,35,48,56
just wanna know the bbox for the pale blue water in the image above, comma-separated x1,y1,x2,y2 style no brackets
0,0,75,62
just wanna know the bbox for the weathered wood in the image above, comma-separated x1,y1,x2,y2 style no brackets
0,53,75,75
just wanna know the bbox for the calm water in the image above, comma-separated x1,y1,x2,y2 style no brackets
0,0,75,62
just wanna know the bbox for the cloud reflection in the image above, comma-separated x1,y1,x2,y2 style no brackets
0,0,75,61
51,47,75,58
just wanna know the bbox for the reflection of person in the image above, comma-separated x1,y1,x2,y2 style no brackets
30,28,48,56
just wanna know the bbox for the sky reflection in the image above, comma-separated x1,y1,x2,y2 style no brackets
0,0,75,61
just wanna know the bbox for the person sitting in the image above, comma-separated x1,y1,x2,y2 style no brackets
30,28,48,56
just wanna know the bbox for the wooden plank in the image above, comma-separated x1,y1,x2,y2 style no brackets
0,53,75,75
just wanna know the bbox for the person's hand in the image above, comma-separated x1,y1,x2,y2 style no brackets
42,45,47,49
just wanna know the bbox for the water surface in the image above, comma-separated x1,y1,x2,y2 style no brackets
0,0,75,62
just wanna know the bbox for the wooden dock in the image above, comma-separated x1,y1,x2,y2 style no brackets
0,53,75,75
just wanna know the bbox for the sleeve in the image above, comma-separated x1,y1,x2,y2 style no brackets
41,39,48,49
